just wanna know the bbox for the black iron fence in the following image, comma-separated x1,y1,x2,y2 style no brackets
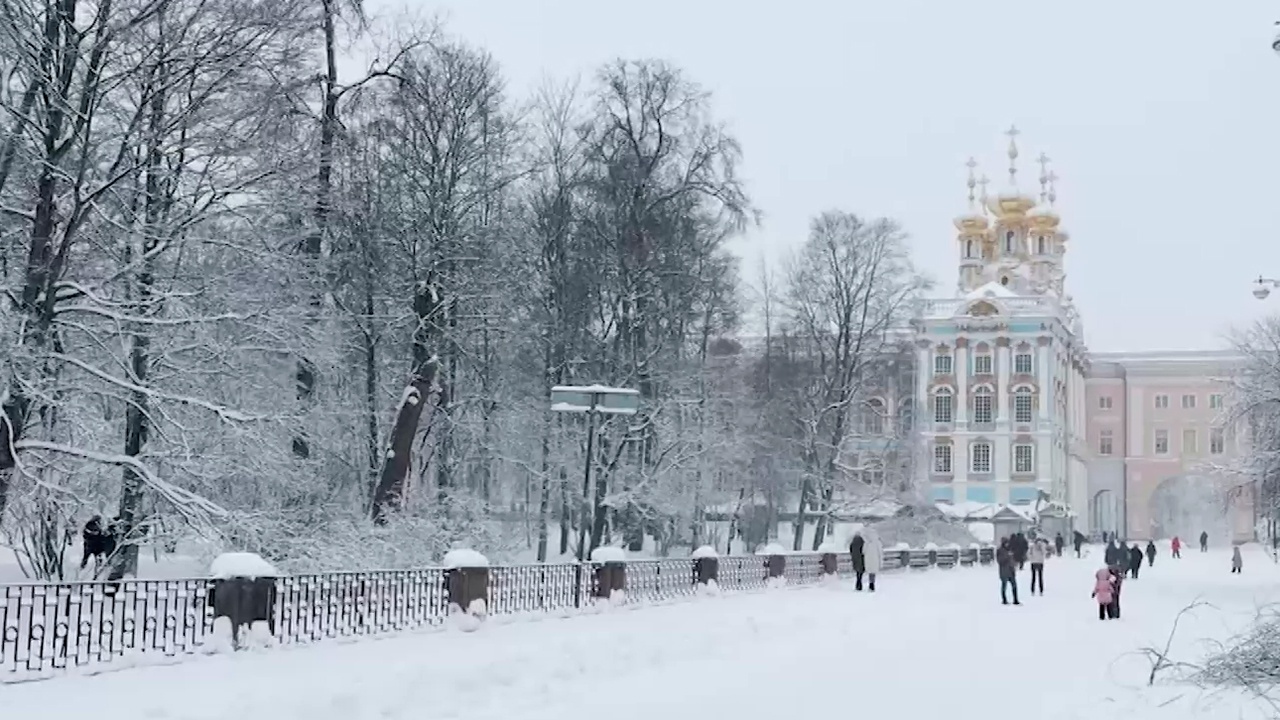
1,545,993,680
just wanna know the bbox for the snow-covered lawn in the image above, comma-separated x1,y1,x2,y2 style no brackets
2,545,1275,719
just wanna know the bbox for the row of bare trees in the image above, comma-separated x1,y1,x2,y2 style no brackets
0,0,928,580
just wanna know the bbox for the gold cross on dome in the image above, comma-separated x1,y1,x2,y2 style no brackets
1005,125,1020,186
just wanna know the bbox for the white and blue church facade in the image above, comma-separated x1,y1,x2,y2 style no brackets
910,130,1090,518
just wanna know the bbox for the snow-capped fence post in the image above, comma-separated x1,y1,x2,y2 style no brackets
757,543,786,586
979,545,995,565
925,542,939,566
816,540,842,579
938,544,960,569
206,553,279,653
691,545,719,590
590,546,627,603
444,549,490,631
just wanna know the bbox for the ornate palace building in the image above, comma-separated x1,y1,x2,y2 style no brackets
913,129,1253,542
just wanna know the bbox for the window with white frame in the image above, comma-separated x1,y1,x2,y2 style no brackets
1154,429,1169,455
1036,235,1046,254
1182,428,1197,455
934,390,953,424
863,399,885,435
1099,429,1113,456
898,401,914,434
973,387,993,424
933,444,952,474
970,442,992,473
1014,389,1033,423
1181,394,1196,409
1210,393,1224,410
1098,396,1113,410
1211,427,1225,454
1014,352,1033,375
1155,394,1169,409
965,240,974,258
974,354,993,375
934,354,952,376
1013,444,1034,473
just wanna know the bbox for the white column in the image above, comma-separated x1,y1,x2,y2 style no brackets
996,342,1011,423
995,435,1010,482
915,345,929,416
956,440,969,483
955,342,969,425
1037,342,1051,422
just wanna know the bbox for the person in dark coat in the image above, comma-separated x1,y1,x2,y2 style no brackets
1104,539,1119,566
849,534,866,591
1200,531,1209,552
1012,533,1029,570
848,529,883,592
1145,540,1157,567
1107,565,1124,618
80,515,116,570
1073,530,1085,558
1054,533,1065,557
997,538,1020,606
1127,544,1144,579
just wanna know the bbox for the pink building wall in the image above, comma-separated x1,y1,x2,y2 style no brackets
1085,353,1253,543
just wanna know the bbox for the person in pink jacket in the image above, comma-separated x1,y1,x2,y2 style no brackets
1092,568,1118,620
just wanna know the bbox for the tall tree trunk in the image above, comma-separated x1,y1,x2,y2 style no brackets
114,48,170,579
370,278,440,522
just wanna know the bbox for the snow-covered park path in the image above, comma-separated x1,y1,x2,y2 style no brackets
3,545,1277,720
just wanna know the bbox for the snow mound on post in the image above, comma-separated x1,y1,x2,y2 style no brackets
756,542,786,556
590,546,627,562
924,542,939,551
443,549,490,568
210,553,278,579
691,545,719,559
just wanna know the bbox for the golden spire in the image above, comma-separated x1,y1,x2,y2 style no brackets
965,157,978,208
1005,125,1021,189
1036,152,1051,204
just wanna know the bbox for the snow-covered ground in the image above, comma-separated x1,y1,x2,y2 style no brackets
2,545,1276,719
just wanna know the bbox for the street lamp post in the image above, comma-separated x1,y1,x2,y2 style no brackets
549,385,640,562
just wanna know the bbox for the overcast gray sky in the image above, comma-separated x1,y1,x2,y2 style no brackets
369,0,1280,352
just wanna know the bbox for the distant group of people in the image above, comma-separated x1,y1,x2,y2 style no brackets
994,527,1248,618
995,531,1064,604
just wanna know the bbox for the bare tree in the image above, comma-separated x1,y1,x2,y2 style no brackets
780,212,927,550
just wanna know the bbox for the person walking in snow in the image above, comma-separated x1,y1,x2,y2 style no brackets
1073,530,1085,558
1127,543,1144,579
1054,533,1065,557
1028,537,1047,595
849,527,883,591
1107,564,1125,618
1104,538,1120,567
1171,536,1181,559
997,538,1020,606
1145,540,1157,567
1092,568,1118,620
1200,530,1209,552
1232,545,1243,574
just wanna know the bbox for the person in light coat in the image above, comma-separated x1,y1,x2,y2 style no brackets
849,527,883,592
1027,538,1048,595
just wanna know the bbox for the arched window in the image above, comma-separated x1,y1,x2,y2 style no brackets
966,240,974,258
973,386,993,424
1005,230,1015,253
863,398,885,435
899,400,914,434
933,388,954,424
1014,387,1034,424
1000,276,1010,286
1037,235,1046,254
